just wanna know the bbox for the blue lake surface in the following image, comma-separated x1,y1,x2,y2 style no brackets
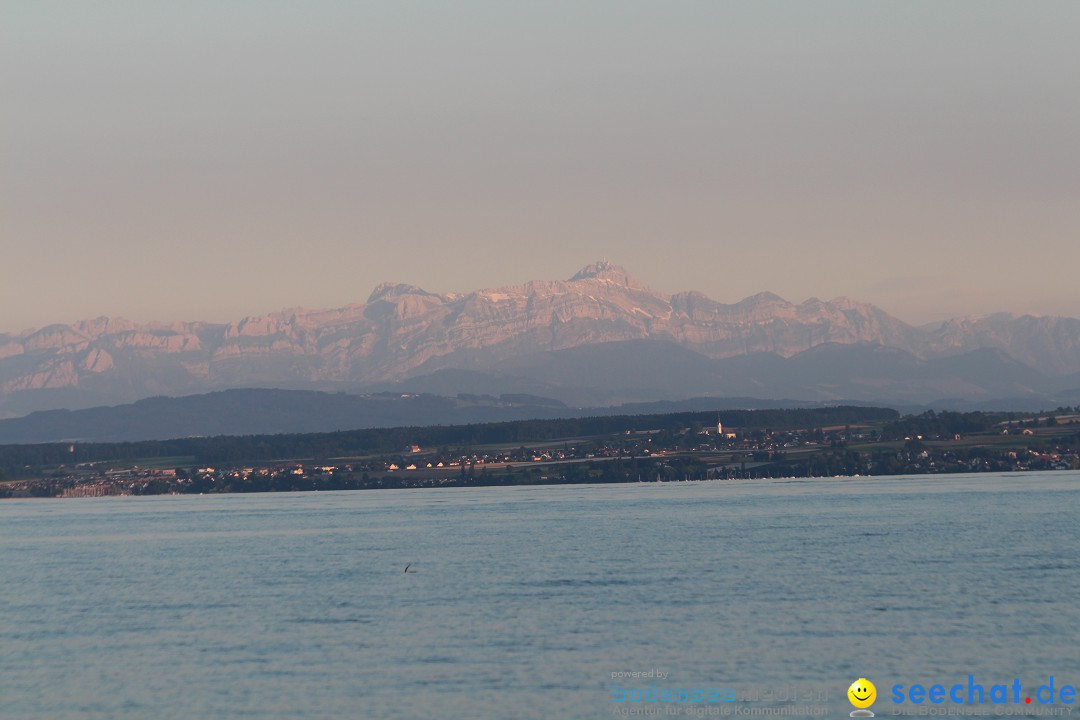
1,472,1079,719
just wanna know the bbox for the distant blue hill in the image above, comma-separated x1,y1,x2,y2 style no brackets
0,388,819,444
2,340,1078,443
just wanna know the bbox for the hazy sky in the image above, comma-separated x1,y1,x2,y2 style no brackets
4,1,1079,333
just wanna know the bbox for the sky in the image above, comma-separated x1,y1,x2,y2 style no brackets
3,1,1079,333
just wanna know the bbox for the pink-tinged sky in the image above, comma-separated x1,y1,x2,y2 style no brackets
2,1,1078,333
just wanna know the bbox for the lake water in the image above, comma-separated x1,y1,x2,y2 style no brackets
1,472,1078,719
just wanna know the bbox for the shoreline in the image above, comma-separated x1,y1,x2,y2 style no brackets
4,466,1078,501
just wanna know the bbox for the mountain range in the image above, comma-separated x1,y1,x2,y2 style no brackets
2,261,1079,421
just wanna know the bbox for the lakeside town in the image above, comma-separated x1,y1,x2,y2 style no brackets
3,410,1079,499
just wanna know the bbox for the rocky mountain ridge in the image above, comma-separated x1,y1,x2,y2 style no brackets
2,261,1079,416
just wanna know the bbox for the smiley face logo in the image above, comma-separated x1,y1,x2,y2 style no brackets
848,678,876,709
